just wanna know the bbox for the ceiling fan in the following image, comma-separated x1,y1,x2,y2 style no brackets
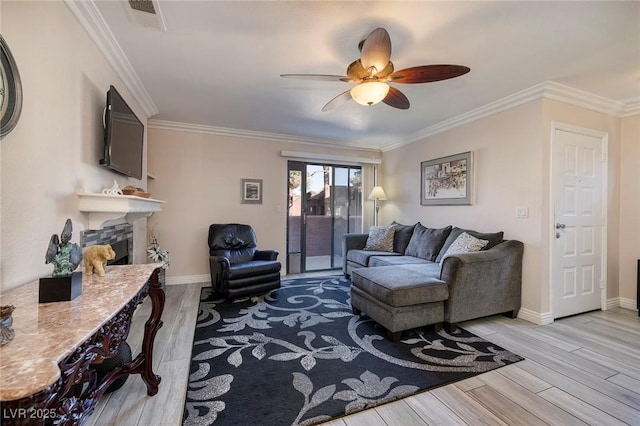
281,28,470,111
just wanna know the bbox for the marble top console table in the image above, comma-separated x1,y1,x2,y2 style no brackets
0,264,165,425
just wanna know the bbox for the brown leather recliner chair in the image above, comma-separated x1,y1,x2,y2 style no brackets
208,223,281,298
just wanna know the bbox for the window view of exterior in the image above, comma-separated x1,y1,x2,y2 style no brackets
288,163,362,273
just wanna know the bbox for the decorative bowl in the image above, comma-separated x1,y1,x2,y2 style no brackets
1,305,15,346
134,191,151,198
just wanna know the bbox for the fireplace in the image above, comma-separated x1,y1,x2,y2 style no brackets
107,239,130,265
80,224,133,265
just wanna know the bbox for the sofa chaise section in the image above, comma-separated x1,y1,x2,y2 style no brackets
342,223,524,339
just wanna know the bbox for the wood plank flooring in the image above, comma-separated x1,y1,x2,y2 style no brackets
86,281,640,425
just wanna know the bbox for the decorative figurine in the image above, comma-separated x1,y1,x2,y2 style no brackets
39,218,83,303
0,305,15,346
83,244,116,277
101,179,123,196
45,218,82,277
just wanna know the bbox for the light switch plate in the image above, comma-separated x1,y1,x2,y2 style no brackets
516,207,529,218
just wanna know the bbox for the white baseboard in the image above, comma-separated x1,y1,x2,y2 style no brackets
518,299,639,324
517,308,554,325
606,298,621,310
166,271,289,286
606,297,635,310
615,297,638,311
620,297,638,311
604,297,639,313
166,274,210,286
163,277,640,316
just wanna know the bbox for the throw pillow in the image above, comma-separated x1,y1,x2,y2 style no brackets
435,227,504,262
440,232,489,263
390,221,416,253
404,223,452,261
363,225,395,252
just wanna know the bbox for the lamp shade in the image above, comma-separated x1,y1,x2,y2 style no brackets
350,82,390,106
368,186,387,201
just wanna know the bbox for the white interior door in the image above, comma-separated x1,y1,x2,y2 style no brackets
552,125,606,319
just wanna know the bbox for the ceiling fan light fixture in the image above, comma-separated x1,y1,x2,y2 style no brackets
281,27,469,111
350,81,390,106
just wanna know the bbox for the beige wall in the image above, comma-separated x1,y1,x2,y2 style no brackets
380,98,626,320
1,1,148,292
380,101,545,316
2,1,634,317
619,114,640,306
147,127,380,283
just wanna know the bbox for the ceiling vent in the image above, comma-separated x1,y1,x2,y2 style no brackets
125,0,166,31
129,0,156,15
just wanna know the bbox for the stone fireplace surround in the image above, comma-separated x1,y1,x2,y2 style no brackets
80,223,134,265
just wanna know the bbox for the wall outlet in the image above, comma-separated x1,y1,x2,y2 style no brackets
516,207,529,218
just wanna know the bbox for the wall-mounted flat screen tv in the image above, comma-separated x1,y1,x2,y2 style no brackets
101,85,144,180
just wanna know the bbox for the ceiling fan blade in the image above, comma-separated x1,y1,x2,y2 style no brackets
360,28,391,75
280,74,351,82
383,87,410,109
322,90,352,112
388,65,470,84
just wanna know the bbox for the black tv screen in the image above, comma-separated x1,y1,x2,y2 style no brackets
101,85,144,180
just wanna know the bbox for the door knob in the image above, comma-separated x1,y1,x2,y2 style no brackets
555,223,566,229
556,232,562,239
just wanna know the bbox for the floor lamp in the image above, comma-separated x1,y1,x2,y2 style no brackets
368,186,387,226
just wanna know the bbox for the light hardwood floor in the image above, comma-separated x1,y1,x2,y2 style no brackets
86,280,640,425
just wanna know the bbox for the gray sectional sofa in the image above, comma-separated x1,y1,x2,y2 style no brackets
342,222,524,341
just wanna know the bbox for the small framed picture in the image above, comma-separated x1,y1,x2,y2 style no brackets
241,179,262,204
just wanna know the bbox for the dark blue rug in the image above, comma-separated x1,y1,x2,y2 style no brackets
183,276,522,425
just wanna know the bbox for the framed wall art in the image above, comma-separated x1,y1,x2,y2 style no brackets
1,35,23,138
241,179,262,204
420,151,473,205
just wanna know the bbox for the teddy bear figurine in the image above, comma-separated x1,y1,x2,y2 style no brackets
83,244,116,277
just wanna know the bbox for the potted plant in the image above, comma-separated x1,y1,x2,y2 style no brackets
147,227,169,285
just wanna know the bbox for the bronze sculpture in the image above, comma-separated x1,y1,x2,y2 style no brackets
45,218,82,277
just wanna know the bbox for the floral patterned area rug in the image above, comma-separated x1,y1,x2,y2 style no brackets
182,276,522,426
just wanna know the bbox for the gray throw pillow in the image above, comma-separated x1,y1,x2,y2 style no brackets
404,223,452,261
363,225,395,252
435,227,504,262
390,221,416,253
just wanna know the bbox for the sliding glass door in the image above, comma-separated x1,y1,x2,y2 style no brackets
287,161,362,273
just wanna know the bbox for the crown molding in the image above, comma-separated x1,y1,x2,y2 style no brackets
383,83,548,151
148,119,381,152
542,81,630,116
381,81,637,152
64,0,159,117
151,79,636,152
622,101,640,118
65,0,636,148
280,150,381,165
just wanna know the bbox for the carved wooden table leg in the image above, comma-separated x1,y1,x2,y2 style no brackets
0,265,165,425
122,267,165,396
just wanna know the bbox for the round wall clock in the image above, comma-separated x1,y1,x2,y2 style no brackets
0,35,23,138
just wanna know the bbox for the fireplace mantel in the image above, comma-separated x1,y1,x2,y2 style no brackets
78,192,165,229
